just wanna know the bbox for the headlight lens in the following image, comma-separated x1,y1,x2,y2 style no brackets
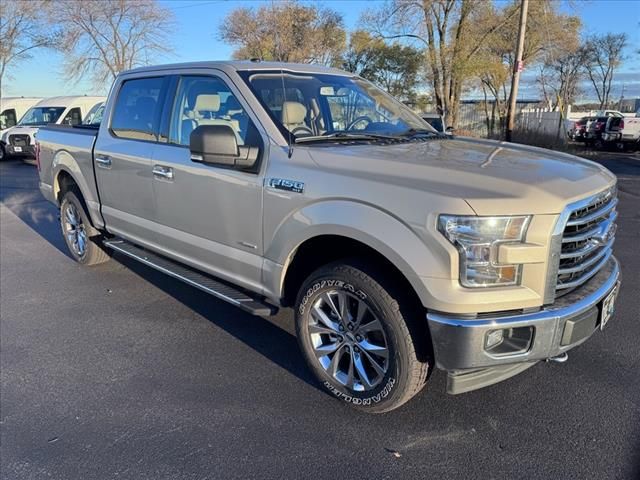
438,215,531,288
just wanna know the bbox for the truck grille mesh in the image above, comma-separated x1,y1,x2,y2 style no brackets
556,187,617,296
9,134,30,146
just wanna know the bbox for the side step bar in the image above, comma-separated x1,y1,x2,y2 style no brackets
104,238,278,316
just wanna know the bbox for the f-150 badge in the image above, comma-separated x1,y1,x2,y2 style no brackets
267,178,305,194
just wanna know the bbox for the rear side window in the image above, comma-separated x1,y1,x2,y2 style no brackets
111,77,164,141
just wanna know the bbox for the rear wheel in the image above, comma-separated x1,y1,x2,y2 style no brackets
0,144,5,161
295,261,430,413
60,190,110,265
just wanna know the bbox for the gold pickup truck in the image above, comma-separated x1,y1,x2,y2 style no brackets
36,61,620,412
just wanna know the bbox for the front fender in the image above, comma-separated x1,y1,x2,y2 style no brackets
264,200,452,307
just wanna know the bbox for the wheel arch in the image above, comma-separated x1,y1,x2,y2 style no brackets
52,152,104,229
267,200,450,310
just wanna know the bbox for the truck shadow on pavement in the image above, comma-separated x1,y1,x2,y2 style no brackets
0,160,71,259
113,252,323,394
0,160,321,393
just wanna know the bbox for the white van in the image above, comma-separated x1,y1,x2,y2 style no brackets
0,96,105,160
0,97,42,133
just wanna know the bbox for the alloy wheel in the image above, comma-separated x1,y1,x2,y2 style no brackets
307,289,389,391
62,202,87,258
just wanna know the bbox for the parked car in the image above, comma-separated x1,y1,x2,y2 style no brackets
0,96,104,160
585,115,609,148
570,116,595,141
602,115,640,151
421,112,446,133
36,61,620,413
0,97,43,159
595,110,624,118
82,101,105,126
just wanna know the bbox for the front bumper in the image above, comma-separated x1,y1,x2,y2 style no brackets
5,144,35,157
427,256,620,392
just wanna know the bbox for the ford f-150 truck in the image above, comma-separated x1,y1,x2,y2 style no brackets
36,61,620,413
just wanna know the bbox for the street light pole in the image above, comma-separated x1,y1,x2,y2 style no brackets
505,0,529,142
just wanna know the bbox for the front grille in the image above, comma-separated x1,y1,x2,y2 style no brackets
556,187,617,295
9,134,30,147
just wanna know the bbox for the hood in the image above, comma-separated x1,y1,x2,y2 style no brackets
1,125,40,143
305,137,616,215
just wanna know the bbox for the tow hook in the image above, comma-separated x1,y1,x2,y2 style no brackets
547,352,569,364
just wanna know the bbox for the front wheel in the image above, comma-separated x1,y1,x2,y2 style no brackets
60,190,110,266
295,261,430,413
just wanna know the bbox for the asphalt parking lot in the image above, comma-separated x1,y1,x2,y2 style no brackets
1,152,639,480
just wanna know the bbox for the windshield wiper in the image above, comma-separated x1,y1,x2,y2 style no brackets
294,131,400,144
400,128,438,138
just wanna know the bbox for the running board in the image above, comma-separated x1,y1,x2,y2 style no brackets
104,238,277,316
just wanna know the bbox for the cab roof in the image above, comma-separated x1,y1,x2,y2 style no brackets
124,60,352,77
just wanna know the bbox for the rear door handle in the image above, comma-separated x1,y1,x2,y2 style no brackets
95,155,111,168
152,165,174,181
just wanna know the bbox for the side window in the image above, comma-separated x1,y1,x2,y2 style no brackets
169,75,254,146
111,77,164,141
0,109,17,129
62,107,82,125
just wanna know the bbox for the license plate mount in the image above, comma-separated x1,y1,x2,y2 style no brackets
600,283,619,330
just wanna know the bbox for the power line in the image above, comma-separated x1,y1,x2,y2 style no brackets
168,1,226,10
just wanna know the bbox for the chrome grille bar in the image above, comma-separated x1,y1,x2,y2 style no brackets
554,186,617,297
556,249,613,290
565,197,618,227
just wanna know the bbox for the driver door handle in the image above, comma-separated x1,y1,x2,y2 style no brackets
95,155,111,168
152,165,174,181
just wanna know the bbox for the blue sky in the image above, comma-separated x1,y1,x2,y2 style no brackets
4,0,640,101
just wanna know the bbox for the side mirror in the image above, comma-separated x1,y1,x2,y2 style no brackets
189,124,259,169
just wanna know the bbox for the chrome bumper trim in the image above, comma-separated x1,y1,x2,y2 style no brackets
427,256,620,371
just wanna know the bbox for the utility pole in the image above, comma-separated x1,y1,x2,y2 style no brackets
505,0,529,142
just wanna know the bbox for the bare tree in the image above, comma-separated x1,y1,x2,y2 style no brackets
219,1,346,65
583,33,627,109
537,47,586,115
0,0,57,99
364,0,521,127
476,0,580,134
49,0,174,89
342,30,423,103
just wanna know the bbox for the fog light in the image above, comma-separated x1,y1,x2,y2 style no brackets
484,326,534,356
485,329,504,349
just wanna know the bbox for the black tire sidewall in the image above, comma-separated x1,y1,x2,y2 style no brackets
295,264,415,411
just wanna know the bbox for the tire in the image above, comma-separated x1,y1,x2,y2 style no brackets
295,260,430,413
60,190,110,266
0,144,6,161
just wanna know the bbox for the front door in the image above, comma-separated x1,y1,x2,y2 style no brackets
94,75,168,246
150,72,265,293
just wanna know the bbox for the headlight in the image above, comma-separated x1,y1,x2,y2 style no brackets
438,215,531,288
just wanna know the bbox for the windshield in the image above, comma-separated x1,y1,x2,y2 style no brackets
19,107,65,126
239,70,436,142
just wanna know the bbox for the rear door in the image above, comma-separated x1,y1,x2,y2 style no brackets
148,71,266,293
94,75,169,245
